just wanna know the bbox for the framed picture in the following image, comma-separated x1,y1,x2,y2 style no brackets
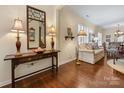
106,35,111,42
67,27,73,37
29,27,35,41
106,35,111,38
106,38,110,42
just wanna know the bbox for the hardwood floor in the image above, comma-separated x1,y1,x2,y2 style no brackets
3,56,124,88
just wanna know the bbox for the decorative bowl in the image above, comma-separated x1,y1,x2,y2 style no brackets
34,49,44,54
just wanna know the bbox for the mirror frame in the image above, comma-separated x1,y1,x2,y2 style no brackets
27,5,46,49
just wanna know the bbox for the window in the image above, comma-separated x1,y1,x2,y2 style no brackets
78,24,93,44
97,32,102,46
117,35,124,42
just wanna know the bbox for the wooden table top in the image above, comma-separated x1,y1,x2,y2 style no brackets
4,50,60,60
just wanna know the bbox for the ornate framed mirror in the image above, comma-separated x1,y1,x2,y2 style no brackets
27,6,46,49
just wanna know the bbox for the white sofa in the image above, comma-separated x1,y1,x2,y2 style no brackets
79,48,104,64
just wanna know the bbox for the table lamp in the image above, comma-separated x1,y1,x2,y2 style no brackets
76,29,87,65
11,18,25,56
48,25,56,50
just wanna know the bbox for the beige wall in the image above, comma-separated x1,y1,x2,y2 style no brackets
0,5,58,87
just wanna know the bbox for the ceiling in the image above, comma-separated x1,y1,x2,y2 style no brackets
67,5,124,28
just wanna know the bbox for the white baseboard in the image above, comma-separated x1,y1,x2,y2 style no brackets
0,79,11,87
59,58,76,65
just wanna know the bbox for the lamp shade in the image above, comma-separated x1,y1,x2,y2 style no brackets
11,18,24,32
48,25,56,36
78,30,87,36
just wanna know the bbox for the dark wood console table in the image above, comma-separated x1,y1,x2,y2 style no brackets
4,50,60,88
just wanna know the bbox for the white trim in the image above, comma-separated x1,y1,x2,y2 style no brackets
59,58,76,65
0,79,11,87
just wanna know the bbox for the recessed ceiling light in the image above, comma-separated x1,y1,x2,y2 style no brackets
86,15,90,18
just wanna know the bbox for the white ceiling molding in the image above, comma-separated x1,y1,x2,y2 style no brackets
55,5,64,10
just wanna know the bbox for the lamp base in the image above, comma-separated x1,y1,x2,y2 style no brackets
51,37,54,50
76,60,81,65
15,51,22,56
16,37,22,56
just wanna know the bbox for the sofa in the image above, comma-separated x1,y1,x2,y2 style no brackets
79,43,104,64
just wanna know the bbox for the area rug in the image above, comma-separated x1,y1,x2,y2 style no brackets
107,59,124,74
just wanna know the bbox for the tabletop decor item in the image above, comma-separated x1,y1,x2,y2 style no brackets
11,17,25,56
48,25,56,50
34,47,45,54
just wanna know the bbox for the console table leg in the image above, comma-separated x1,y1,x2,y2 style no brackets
113,59,115,64
52,56,54,70
11,61,15,88
113,54,116,65
56,55,58,71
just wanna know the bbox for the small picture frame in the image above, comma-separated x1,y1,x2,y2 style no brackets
106,35,111,38
67,27,73,37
